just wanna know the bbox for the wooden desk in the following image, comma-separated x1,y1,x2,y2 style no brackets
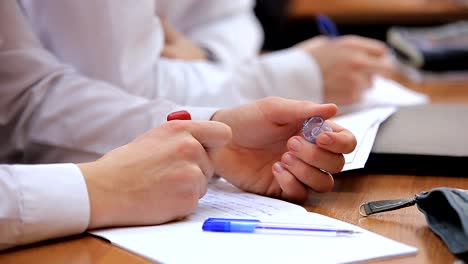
1,79,468,264
289,0,468,23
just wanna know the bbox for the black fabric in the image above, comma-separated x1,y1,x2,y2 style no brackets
416,188,468,260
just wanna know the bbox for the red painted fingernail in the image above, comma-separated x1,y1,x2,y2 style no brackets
167,110,192,121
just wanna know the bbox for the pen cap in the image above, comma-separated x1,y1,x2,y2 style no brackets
167,110,192,121
302,117,333,144
202,218,260,233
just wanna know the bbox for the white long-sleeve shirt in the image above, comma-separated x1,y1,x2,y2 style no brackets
18,0,323,129
155,0,264,64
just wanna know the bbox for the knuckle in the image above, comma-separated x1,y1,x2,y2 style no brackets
177,137,202,160
348,55,365,69
342,35,360,45
183,164,204,181
261,96,282,108
163,120,188,133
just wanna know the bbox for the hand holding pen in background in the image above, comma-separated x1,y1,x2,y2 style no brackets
294,15,395,105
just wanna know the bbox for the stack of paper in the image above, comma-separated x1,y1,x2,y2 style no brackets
92,180,417,264
333,76,430,171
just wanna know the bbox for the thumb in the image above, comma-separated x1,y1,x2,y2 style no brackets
257,97,339,125
160,18,180,43
187,120,232,149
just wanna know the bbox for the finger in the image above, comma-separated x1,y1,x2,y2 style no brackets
280,152,334,192
286,137,345,174
272,162,309,202
183,120,233,149
316,121,357,154
339,35,388,57
161,46,178,59
364,55,397,75
160,18,181,43
259,97,339,125
349,52,394,76
344,73,372,104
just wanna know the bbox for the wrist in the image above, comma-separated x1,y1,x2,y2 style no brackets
78,162,112,229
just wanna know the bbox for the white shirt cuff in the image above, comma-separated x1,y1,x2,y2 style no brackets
14,163,90,246
179,106,219,121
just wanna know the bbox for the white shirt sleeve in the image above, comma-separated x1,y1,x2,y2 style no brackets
0,164,89,251
1,0,218,164
18,1,323,111
157,0,264,64
155,49,323,108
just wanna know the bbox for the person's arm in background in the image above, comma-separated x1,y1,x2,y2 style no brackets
18,1,323,110
1,0,219,164
158,0,263,64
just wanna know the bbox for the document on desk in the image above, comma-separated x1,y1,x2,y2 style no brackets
333,106,397,171
91,180,417,264
339,76,430,114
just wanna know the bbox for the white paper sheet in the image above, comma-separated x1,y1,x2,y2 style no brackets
92,180,417,264
332,107,396,171
339,76,429,114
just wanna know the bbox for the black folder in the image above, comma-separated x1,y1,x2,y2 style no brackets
364,104,468,176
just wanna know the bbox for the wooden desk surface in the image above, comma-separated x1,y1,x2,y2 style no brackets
289,0,468,23
1,78,468,264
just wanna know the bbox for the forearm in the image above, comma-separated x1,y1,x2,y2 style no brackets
6,44,216,164
187,12,263,64
154,48,324,108
167,0,263,64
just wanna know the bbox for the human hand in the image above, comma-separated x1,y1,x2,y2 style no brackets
79,120,231,229
210,97,356,203
160,18,208,61
296,35,396,105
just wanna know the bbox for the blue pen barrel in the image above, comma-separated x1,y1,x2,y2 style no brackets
202,218,259,233
202,218,360,235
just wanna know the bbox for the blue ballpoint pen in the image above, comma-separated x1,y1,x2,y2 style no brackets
202,218,360,235
316,14,339,37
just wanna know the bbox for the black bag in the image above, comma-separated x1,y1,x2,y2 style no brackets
360,187,468,260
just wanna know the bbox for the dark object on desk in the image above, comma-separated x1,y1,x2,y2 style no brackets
254,0,289,51
387,21,468,72
364,104,468,176
360,187,468,261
